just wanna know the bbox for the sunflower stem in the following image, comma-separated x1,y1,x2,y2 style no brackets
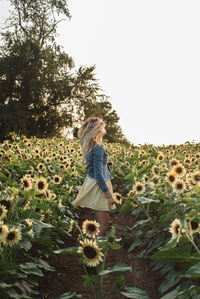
185,231,200,255
140,202,158,234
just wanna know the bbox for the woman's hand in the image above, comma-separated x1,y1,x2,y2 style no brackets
105,191,115,205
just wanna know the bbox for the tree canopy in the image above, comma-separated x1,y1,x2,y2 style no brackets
0,0,130,145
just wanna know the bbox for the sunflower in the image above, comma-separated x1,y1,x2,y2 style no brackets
0,198,12,211
156,152,165,163
152,166,160,177
37,163,46,173
82,220,100,238
186,220,199,234
172,179,186,194
133,182,145,194
191,171,200,185
169,219,182,239
169,159,180,168
166,171,177,185
53,175,62,184
21,176,32,191
68,219,76,233
113,193,123,204
25,218,33,235
142,174,149,184
0,222,8,240
3,228,22,247
78,239,104,267
173,164,186,178
36,178,48,193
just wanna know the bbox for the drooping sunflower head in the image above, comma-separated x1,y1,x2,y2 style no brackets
36,178,48,193
78,239,104,267
0,222,8,240
68,219,76,233
169,219,182,239
82,220,100,238
172,179,186,194
3,227,22,247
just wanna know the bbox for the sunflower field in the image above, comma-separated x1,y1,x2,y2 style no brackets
0,134,200,299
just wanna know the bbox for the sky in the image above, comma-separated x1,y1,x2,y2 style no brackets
1,0,200,146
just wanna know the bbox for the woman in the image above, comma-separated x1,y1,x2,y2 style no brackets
72,116,116,236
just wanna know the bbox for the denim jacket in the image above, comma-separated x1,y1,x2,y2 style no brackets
85,143,113,192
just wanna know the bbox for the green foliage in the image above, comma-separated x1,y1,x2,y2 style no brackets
0,0,128,144
121,286,149,298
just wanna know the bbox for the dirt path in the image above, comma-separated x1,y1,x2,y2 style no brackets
38,210,161,299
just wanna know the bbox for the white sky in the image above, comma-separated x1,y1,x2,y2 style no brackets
1,0,200,146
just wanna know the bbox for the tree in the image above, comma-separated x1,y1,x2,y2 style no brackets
0,0,130,144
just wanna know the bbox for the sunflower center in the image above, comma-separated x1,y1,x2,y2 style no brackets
23,180,29,188
194,175,200,181
137,186,142,191
171,161,177,166
191,221,198,230
38,182,44,189
83,246,97,259
177,183,183,190
175,225,180,234
7,232,15,240
176,167,182,173
1,200,11,210
87,224,96,232
55,177,59,182
169,175,175,182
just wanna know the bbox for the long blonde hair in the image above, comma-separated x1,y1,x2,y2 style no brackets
78,117,106,157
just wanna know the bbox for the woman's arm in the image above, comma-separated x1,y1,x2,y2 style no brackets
93,146,109,193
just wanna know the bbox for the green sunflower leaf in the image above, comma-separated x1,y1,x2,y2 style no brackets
53,246,79,255
59,291,82,298
182,262,200,278
99,263,132,276
138,197,160,204
0,282,13,288
121,286,149,298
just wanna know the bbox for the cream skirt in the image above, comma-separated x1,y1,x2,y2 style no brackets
72,176,116,211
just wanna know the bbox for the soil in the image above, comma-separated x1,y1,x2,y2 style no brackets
38,208,162,299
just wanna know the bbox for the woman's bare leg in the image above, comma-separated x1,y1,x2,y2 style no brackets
94,210,110,236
